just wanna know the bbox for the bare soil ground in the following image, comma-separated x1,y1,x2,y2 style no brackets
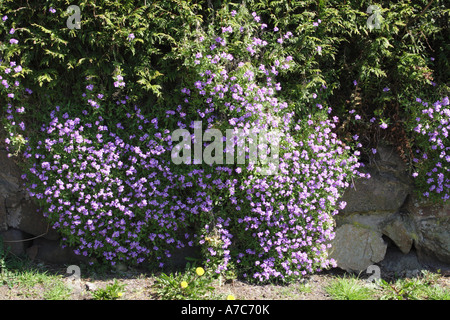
1,261,448,300
61,267,350,300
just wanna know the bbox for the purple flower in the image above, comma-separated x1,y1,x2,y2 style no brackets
221,26,232,33
380,123,388,129
49,7,56,13
251,12,260,22
9,39,19,45
114,74,125,88
443,96,449,106
128,33,135,41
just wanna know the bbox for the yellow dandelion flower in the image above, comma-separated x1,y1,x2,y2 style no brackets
196,267,205,276
180,281,188,289
226,294,235,300
117,292,123,297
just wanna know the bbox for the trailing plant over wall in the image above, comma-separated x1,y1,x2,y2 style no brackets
0,0,448,283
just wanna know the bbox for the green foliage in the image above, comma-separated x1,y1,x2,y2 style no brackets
2,0,447,119
0,0,203,112
0,238,11,283
1,0,449,199
246,0,449,115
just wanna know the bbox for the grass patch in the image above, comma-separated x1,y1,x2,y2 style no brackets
0,242,72,300
324,275,376,300
378,271,450,300
1,262,73,300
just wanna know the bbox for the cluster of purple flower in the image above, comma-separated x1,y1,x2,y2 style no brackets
166,13,367,281
222,115,366,281
23,103,193,266
2,10,366,281
411,96,450,201
1,55,32,154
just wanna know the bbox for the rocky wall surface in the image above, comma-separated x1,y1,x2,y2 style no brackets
329,144,450,273
0,148,82,264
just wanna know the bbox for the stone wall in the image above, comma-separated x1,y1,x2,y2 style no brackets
329,144,450,274
0,148,82,264
1,145,449,273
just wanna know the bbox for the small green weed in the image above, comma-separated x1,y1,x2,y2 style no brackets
91,279,126,300
153,263,219,300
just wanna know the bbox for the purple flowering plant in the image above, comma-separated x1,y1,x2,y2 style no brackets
0,54,29,156
14,6,450,284
128,7,366,282
410,96,450,202
0,6,369,283
0,1,448,286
